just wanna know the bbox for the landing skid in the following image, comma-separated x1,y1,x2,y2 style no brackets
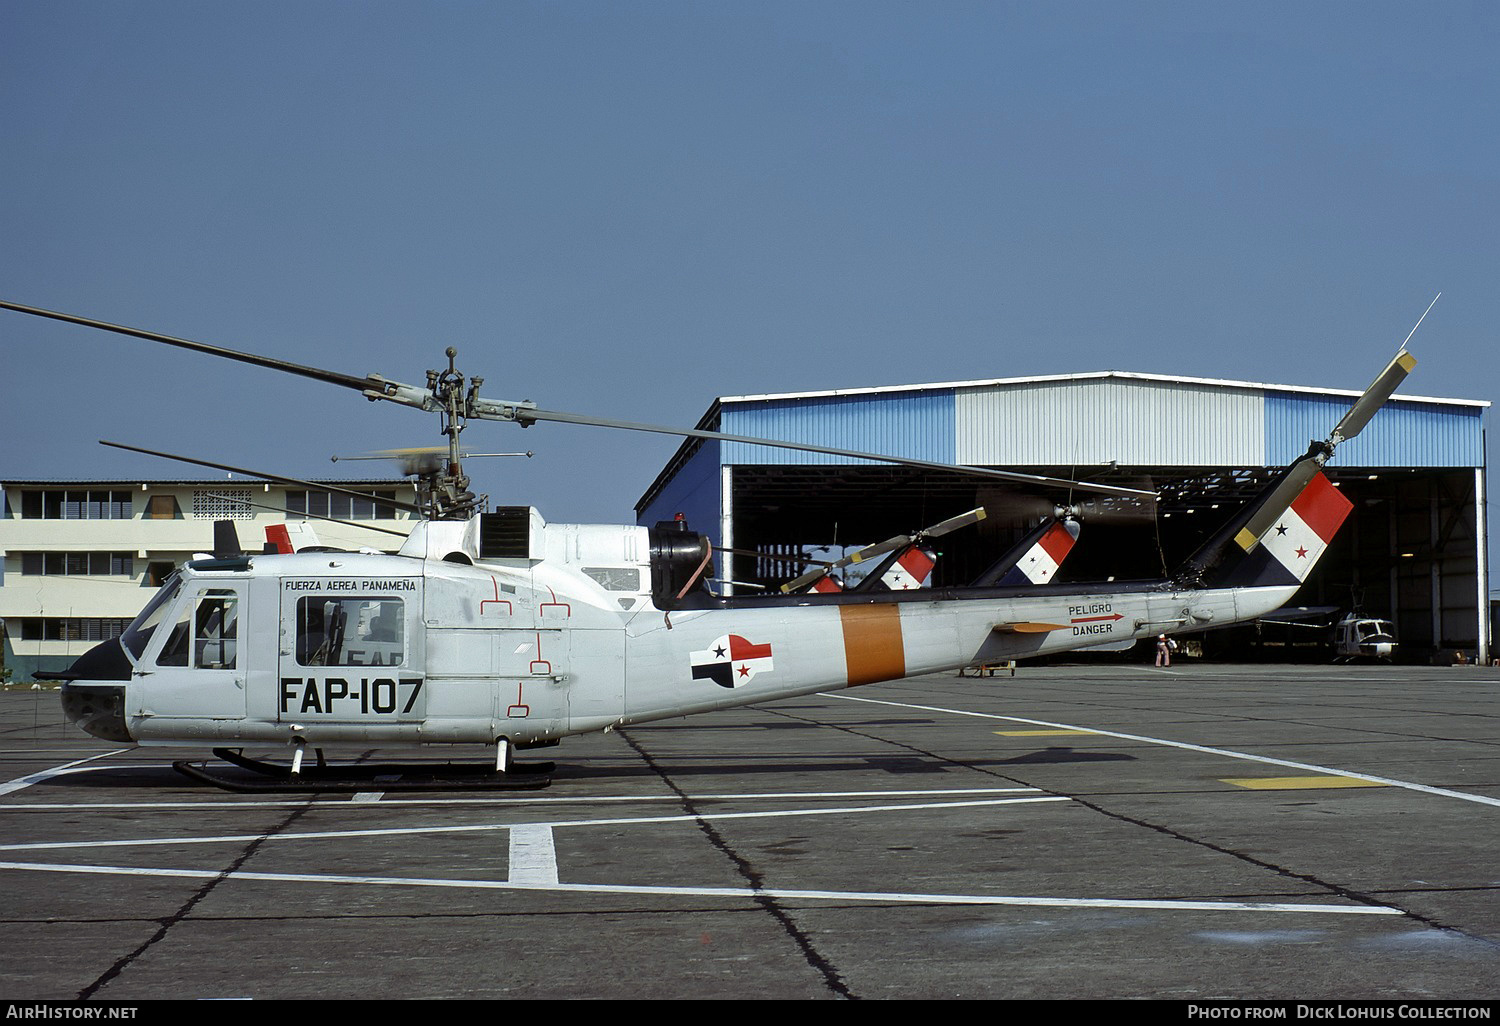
172,747,554,793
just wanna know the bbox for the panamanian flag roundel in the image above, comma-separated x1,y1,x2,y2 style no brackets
690,634,774,688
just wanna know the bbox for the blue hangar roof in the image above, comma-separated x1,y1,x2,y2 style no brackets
637,369,1488,524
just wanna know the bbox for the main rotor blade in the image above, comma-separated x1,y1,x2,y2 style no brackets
513,407,1158,500
235,495,411,539
99,441,427,517
1,300,377,393
4,300,1159,499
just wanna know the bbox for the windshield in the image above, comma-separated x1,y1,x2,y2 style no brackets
120,572,183,660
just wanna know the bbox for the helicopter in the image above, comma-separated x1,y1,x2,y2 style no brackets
1334,614,1398,661
1257,606,1399,662
0,299,1422,791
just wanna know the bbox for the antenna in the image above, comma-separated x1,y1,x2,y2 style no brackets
1401,293,1441,352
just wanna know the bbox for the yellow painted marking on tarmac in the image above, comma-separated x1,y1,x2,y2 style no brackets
994,730,1098,737
1221,776,1389,790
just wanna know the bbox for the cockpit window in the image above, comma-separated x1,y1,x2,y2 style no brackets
194,590,239,669
121,573,182,660
295,597,404,667
154,587,240,669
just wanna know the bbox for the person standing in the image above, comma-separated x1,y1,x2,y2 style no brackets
1156,633,1175,668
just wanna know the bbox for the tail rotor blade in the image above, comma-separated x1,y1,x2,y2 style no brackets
1232,459,1324,551
782,565,837,593
845,535,912,565
1330,349,1416,446
921,507,987,539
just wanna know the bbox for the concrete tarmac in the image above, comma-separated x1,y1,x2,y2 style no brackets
1,662,1498,1001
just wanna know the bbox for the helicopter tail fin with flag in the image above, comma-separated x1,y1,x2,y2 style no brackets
972,517,1081,587
1212,468,1353,589
850,543,939,592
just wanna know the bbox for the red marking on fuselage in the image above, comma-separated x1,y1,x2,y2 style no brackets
481,576,513,616
507,682,530,718
540,586,572,619
728,634,772,662
529,631,553,675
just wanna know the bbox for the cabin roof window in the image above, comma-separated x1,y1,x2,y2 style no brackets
582,567,642,592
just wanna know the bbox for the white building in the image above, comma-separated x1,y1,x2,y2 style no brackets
0,478,417,681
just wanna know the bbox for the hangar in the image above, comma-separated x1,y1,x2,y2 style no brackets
637,370,1490,664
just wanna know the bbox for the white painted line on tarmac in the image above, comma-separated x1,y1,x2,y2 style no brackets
0,859,1402,916
509,824,559,885
0,784,1041,813
0,795,1068,852
0,750,126,798
828,693,1500,809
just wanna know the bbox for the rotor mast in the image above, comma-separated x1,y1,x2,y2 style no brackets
418,347,479,520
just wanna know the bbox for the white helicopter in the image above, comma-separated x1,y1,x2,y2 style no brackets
0,300,1420,791
1257,606,1400,662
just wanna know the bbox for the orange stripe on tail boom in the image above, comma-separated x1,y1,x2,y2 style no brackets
839,604,906,686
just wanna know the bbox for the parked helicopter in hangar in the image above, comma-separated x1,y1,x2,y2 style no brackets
0,298,1428,791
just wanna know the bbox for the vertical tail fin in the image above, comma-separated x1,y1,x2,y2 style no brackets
973,517,1081,587
1216,470,1353,588
851,543,939,591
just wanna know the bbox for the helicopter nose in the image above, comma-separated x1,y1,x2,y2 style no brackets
60,683,132,742
40,638,135,742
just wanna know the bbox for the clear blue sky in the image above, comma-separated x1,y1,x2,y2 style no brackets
2,2,1495,580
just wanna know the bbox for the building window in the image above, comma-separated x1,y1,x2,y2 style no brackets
147,495,181,520
16,618,132,642
19,552,134,576
20,490,132,519
191,489,254,520
286,489,400,521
